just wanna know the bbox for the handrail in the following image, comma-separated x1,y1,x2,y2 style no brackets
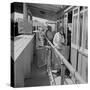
45,36,86,84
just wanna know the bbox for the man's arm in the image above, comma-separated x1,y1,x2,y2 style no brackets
53,33,60,49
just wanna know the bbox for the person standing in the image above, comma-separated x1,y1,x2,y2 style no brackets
52,26,65,76
44,25,53,70
45,25,53,44
53,27,65,49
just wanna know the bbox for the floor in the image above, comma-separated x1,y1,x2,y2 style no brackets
24,61,50,87
24,48,72,87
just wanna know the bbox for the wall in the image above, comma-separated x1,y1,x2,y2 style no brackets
71,47,88,83
78,52,88,82
71,47,77,70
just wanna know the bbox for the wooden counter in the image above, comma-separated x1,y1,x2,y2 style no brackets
11,35,34,87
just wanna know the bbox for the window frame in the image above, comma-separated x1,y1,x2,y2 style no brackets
80,8,88,55
71,7,88,56
71,7,79,49
78,8,84,49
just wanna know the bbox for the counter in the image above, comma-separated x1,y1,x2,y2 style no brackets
11,35,34,87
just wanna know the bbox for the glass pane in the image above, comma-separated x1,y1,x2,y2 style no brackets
79,13,83,47
64,17,67,33
74,9,78,14
84,10,88,49
72,17,75,43
75,16,78,44
80,6,83,11
72,15,78,44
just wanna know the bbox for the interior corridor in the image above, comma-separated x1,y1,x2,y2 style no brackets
11,2,88,87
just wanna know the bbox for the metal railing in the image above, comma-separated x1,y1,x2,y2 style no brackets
45,36,86,84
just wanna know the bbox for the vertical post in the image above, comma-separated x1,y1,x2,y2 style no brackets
23,3,28,22
61,60,65,85
23,3,28,34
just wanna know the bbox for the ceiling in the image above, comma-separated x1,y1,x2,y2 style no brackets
27,3,67,13
11,2,69,21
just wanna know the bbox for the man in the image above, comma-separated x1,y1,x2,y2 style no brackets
46,26,53,43
44,25,53,70
53,27,65,49
52,26,65,76
44,25,53,45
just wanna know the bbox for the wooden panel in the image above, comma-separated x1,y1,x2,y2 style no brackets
81,55,88,82
78,51,88,82
71,47,77,70
78,53,82,75
14,50,24,87
24,38,34,79
14,36,34,87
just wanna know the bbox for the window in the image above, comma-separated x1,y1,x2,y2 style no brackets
72,15,78,45
83,10,88,49
72,7,88,54
79,13,83,47
68,11,72,23
80,6,83,11
72,7,79,46
74,9,78,14
78,7,88,51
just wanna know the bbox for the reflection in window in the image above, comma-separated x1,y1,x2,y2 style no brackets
79,13,83,47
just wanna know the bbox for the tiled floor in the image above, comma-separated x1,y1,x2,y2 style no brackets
24,62,50,87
